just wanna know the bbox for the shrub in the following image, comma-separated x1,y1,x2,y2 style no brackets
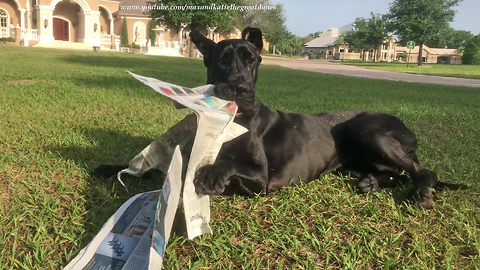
308,53,317,59
0,37,15,42
121,18,128,46
397,52,407,61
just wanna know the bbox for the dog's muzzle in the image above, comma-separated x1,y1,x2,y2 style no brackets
229,82,252,94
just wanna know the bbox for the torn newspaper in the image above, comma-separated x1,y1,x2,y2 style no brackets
65,147,183,270
64,72,248,269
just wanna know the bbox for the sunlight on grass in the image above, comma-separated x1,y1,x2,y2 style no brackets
1,46,479,269
336,61,480,80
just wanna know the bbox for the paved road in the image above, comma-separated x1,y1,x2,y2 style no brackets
262,58,480,88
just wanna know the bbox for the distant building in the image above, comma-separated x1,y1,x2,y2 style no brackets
395,45,461,64
304,24,354,59
304,23,462,64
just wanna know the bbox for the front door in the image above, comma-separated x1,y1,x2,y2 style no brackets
53,18,69,41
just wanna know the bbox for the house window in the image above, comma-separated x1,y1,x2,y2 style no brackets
0,9,8,28
339,49,345,53
348,49,353,53
422,57,426,63
328,50,332,56
309,50,314,53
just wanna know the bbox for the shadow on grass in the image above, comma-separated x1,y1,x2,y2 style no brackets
339,173,416,208
45,128,164,256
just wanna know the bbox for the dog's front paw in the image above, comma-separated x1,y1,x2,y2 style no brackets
413,186,434,209
194,164,229,195
357,175,379,194
214,83,237,101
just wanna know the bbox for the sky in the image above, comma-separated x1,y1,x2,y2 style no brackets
269,0,480,37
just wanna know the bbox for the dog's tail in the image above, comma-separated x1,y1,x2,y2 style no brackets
435,181,468,191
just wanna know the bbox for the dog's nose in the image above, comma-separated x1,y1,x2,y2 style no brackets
235,82,251,93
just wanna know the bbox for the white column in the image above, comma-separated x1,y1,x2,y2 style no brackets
89,11,100,45
26,8,32,29
179,26,185,48
109,18,114,35
36,5,54,43
185,30,190,48
83,11,90,44
20,9,26,28
78,11,100,44
77,11,85,42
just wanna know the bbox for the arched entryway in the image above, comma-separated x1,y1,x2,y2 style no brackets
0,0,20,27
52,17,68,41
99,5,112,34
52,0,81,42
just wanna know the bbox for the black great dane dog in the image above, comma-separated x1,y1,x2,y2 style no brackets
95,27,462,208
188,27,463,209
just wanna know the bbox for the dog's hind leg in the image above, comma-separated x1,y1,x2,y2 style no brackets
362,135,438,208
357,172,409,194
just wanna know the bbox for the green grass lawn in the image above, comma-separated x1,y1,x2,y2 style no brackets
1,46,480,269
335,61,480,80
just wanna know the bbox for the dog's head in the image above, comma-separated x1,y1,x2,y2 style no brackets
190,27,263,106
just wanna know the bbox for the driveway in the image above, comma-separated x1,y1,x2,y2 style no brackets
262,58,480,88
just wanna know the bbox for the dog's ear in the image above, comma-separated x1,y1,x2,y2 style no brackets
242,27,263,52
189,30,215,56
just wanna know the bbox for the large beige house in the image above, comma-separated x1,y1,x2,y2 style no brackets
395,45,462,64
0,0,268,52
305,24,462,64
0,0,123,46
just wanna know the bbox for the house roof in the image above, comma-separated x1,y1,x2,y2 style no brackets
114,0,150,17
434,48,458,56
396,45,459,55
305,36,338,48
305,23,353,48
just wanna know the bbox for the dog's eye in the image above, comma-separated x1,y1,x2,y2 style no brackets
219,55,230,66
247,56,255,65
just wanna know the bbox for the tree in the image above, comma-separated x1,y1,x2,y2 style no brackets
234,0,287,48
386,0,462,66
427,28,474,48
149,0,239,57
342,14,389,62
343,18,369,59
301,31,323,45
121,18,128,46
462,34,480,65
447,30,474,48
276,31,304,56
363,13,390,62
309,31,322,38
